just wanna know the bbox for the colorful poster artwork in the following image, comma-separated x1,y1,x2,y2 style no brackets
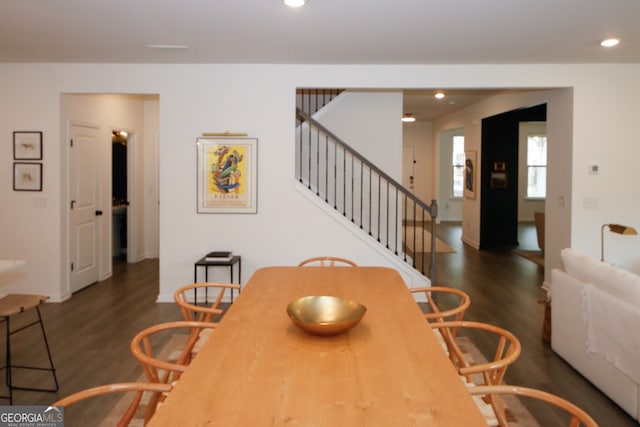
197,137,257,213
206,145,248,207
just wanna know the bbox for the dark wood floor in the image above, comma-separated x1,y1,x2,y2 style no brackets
1,258,182,425
434,221,637,426
4,226,637,426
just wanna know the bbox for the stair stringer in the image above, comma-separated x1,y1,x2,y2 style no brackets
294,181,430,299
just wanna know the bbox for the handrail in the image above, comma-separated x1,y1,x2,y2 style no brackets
295,107,439,280
297,109,434,213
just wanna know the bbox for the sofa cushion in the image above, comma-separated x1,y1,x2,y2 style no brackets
561,248,640,306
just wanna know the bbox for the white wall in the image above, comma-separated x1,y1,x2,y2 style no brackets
1,64,639,303
143,100,160,259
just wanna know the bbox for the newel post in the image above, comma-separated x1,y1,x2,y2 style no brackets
428,199,438,284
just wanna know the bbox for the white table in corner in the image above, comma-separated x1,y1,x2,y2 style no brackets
0,260,26,274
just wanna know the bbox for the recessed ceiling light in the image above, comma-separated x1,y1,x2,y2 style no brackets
146,44,191,50
600,38,620,47
401,114,416,123
284,0,307,7
434,92,445,100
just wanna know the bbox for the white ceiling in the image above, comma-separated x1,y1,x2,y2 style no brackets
402,89,511,121
3,0,637,120
2,0,638,64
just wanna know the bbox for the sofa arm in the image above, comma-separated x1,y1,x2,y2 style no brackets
550,269,587,358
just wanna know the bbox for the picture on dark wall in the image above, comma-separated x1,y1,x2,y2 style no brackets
491,172,508,188
464,150,476,199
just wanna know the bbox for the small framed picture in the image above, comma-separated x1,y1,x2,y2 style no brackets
493,161,506,172
490,172,508,189
14,162,43,191
464,150,477,199
13,131,43,160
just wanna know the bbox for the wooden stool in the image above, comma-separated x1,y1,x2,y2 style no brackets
0,294,59,404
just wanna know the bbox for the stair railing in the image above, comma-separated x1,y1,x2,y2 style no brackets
295,108,439,281
296,88,344,117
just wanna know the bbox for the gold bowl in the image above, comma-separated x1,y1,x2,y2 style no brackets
286,295,367,336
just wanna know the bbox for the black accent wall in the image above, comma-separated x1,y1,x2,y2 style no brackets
480,104,546,249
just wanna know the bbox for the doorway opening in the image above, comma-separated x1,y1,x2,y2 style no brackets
63,93,160,297
112,130,128,263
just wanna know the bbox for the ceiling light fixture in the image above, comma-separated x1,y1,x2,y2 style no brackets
284,0,307,7
600,38,620,47
401,114,416,123
434,92,445,100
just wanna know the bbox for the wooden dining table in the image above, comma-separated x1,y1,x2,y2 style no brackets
148,266,487,426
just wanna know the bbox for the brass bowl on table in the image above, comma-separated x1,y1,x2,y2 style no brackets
286,295,367,336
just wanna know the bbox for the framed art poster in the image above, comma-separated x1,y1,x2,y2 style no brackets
13,131,43,160
464,150,477,199
197,137,258,213
14,162,42,191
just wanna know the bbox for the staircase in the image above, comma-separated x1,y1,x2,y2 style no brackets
295,90,439,280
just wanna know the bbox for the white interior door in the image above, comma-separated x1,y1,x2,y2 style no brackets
403,146,415,193
70,124,100,293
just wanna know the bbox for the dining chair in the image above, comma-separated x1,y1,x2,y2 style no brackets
52,382,173,426
468,385,599,427
130,321,217,385
430,320,521,386
410,286,471,323
298,256,357,267
174,282,241,322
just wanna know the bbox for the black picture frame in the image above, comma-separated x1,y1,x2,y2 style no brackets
13,162,43,191
13,131,43,160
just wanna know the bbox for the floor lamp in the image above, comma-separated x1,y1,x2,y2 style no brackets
601,223,638,262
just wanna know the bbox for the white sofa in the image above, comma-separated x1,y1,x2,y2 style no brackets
551,248,640,420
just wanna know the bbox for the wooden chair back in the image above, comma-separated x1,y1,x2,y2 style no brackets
431,320,521,386
298,256,357,267
52,382,172,426
174,282,240,322
130,321,216,385
469,385,598,427
410,286,471,323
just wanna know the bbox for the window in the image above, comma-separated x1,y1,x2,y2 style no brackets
527,134,547,198
452,135,465,198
